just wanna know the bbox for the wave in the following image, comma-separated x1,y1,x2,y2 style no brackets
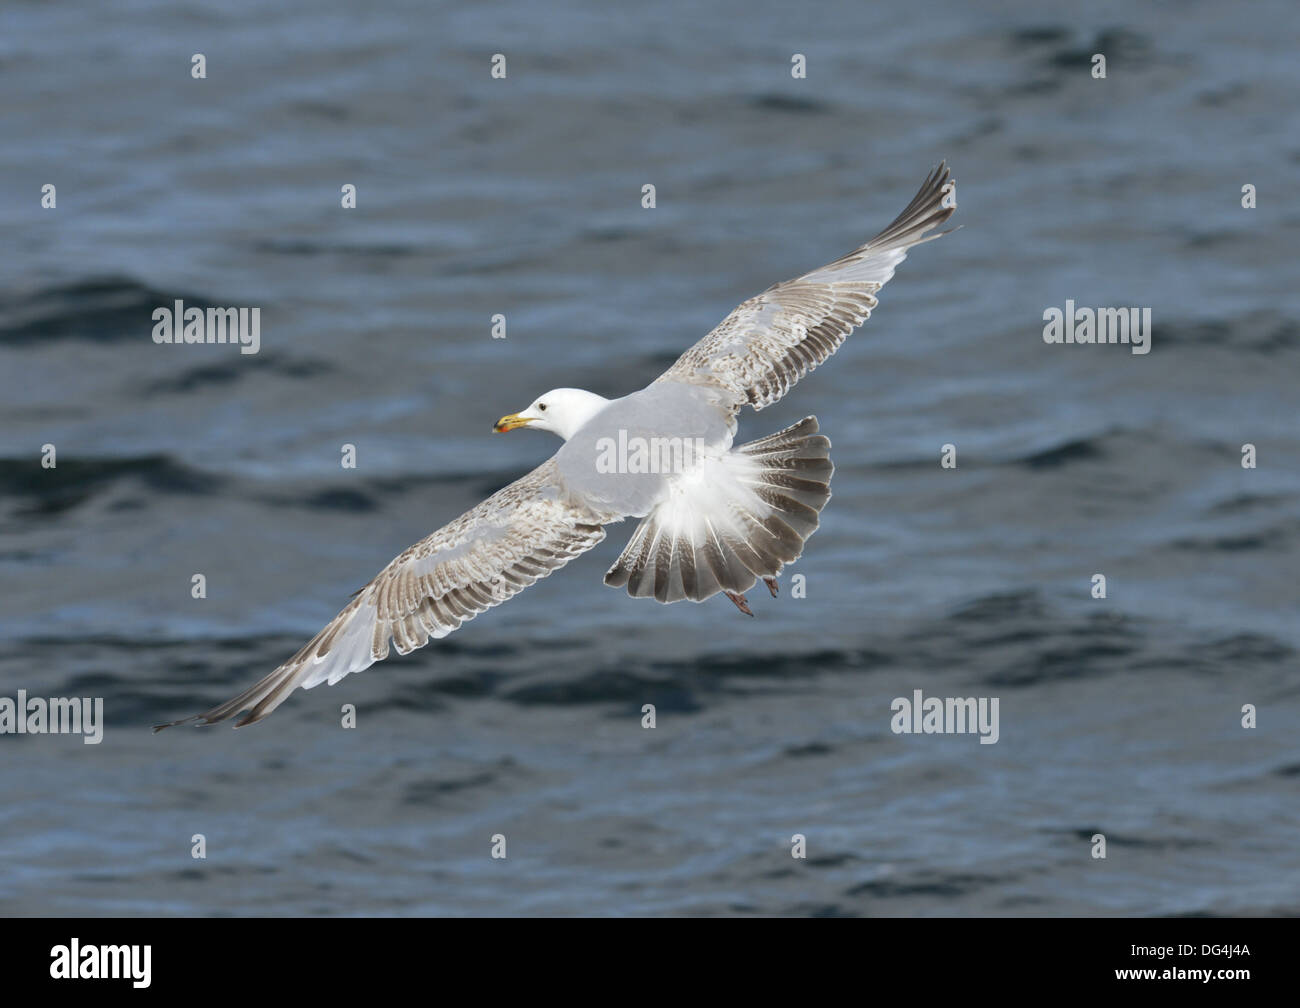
0,276,213,345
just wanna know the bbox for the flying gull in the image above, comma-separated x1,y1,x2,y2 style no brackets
157,164,955,729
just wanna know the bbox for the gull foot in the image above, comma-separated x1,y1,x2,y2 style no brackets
762,576,779,598
724,590,754,617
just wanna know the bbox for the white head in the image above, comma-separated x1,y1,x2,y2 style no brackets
493,388,611,441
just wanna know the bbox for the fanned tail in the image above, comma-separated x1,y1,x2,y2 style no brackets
603,416,833,603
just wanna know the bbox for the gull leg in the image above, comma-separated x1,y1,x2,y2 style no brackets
762,576,779,598
723,590,754,617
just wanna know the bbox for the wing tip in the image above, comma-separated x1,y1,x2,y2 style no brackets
152,712,222,733
864,161,957,251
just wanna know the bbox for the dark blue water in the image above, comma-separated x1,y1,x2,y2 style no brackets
2,0,1298,915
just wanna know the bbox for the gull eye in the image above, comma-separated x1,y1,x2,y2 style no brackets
538,403,547,411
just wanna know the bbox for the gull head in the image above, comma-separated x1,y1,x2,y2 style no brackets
494,388,610,441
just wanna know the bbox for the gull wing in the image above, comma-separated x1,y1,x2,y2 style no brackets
656,163,955,413
156,459,607,728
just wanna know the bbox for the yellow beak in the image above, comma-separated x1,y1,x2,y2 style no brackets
493,412,533,433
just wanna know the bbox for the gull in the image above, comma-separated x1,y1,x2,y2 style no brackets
157,164,955,729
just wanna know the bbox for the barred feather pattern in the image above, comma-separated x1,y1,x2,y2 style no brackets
156,459,609,728
603,416,833,603
656,163,955,413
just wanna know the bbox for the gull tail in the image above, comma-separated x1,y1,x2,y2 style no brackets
603,416,833,603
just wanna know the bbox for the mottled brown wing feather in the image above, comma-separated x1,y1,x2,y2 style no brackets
156,458,608,729
657,163,955,412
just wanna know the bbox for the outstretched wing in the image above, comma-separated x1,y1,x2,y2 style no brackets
157,459,607,729
656,163,955,413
